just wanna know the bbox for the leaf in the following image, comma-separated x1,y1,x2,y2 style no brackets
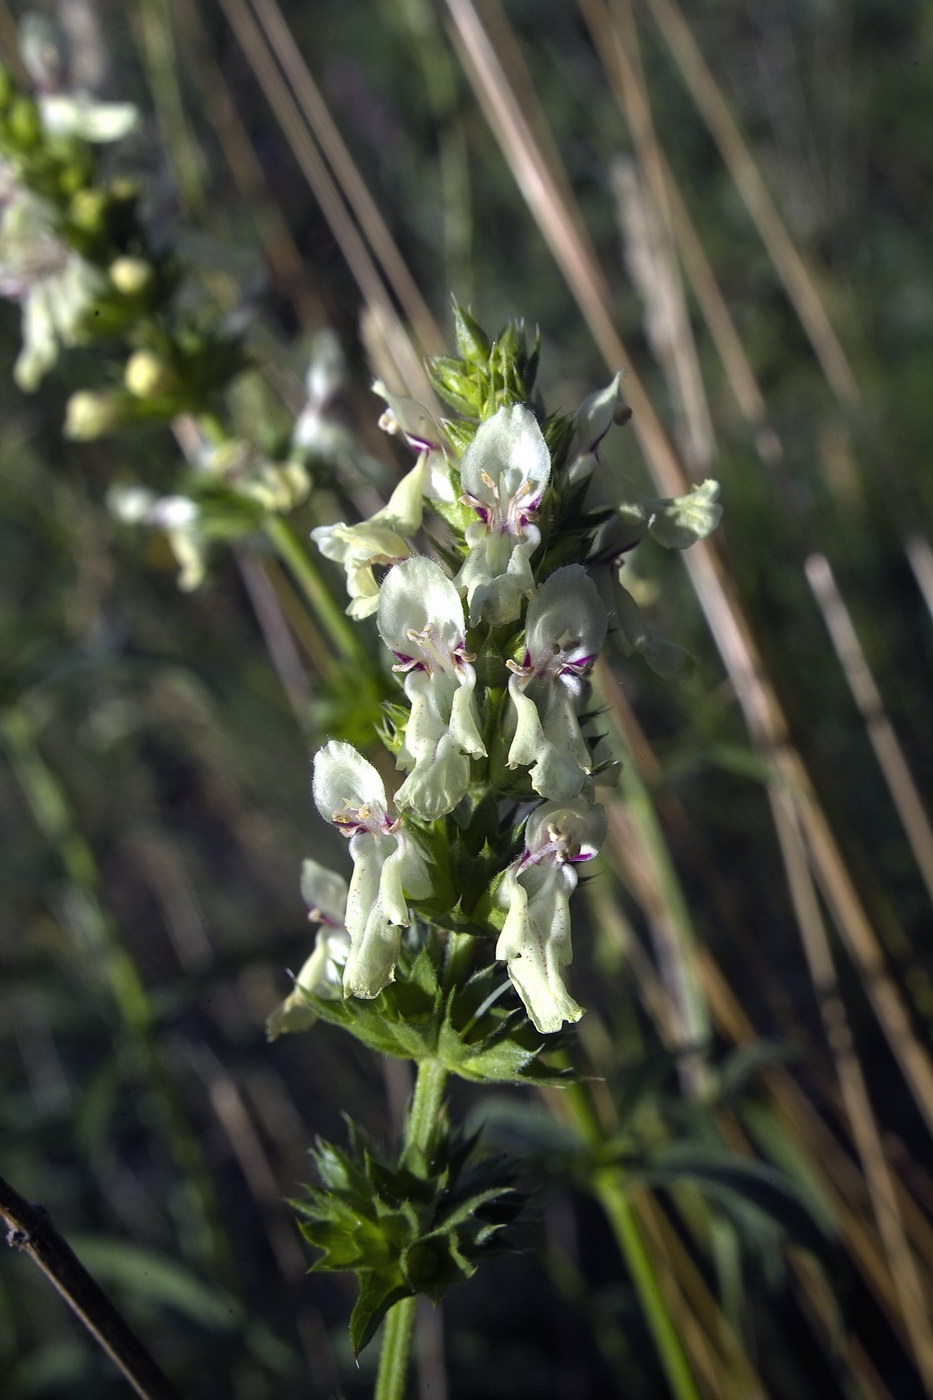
349,1273,409,1358
610,1049,681,1129
636,1149,837,1265
294,1120,525,1355
713,1041,798,1103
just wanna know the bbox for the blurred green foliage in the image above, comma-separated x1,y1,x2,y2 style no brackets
2,0,933,1397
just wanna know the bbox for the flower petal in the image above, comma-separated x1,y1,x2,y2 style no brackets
299,859,349,926
312,740,388,828
377,555,465,658
459,404,550,505
573,372,625,456
647,479,723,550
613,579,693,679
525,565,607,668
496,865,583,1034
266,926,351,1038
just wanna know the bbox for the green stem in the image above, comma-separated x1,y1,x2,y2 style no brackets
375,1057,448,1400
262,515,363,664
564,1083,701,1400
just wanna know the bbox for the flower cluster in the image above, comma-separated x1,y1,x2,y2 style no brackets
0,32,311,594
272,308,722,1038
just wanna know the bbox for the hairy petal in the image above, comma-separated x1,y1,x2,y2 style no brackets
266,926,351,1037
312,741,389,830
342,835,401,998
377,555,466,658
459,403,550,504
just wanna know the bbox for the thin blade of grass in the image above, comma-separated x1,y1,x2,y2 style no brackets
247,0,445,355
640,0,860,409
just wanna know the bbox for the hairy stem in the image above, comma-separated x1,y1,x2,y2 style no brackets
375,1057,448,1400
0,1172,184,1400
564,1082,701,1400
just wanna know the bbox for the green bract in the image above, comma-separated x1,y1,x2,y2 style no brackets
293,1122,521,1356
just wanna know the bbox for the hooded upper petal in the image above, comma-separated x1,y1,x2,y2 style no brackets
312,740,391,833
377,555,467,662
459,404,550,520
454,405,552,625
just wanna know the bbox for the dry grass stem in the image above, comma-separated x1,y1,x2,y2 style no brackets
247,0,445,355
641,0,860,409
805,552,933,909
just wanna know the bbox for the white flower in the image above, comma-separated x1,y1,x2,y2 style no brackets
266,860,351,1038
0,178,103,391
506,566,607,799
311,393,441,619
39,93,138,142
567,372,628,483
17,15,138,144
617,478,723,551
15,14,136,143
373,378,454,503
455,405,551,625
378,557,486,819
312,741,432,998
107,485,206,591
311,520,413,619
496,798,607,1034
293,330,358,465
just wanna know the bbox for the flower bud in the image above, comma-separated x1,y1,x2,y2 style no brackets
69,188,109,233
19,15,66,93
124,349,175,399
110,256,153,297
452,301,491,365
7,95,41,148
64,390,125,440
